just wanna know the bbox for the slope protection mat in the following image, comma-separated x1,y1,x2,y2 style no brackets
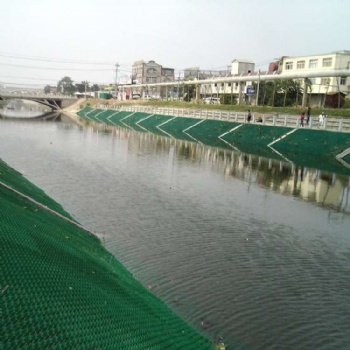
273,129,350,157
138,114,177,136
1,161,213,350
185,119,241,149
0,159,73,220
159,117,203,141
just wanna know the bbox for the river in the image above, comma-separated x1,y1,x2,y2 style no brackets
1,114,350,349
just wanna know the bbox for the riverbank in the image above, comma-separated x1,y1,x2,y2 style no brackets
75,105,350,176
1,158,216,349
77,98,350,118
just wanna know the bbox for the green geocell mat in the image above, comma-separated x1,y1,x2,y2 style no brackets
120,112,150,132
93,109,119,125
187,120,241,149
222,124,293,161
76,108,350,175
0,159,73,220
344,153,350,163
138,114,175,136
159,117,202,141
108,111,136,128
77,107,93,121
86,109,104,122
273,128,350,157
1,160,214,350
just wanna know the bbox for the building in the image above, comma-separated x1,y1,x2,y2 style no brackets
131,60,175,99
278,50,350,107
200,59,255,103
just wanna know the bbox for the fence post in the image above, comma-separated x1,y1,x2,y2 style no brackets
235,113,238,122
284,115,287,126
263,115,266,124
338,119,343,132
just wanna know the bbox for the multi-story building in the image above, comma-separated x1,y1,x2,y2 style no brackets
131,60,175,98
200,59,255,103
279,50,350,106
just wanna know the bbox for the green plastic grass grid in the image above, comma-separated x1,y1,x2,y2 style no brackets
1,161,213,350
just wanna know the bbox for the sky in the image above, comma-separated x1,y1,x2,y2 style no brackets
0,0,349,90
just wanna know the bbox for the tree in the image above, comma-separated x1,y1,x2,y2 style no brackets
57,76,77,96
44,85,51,94
253,79,302,107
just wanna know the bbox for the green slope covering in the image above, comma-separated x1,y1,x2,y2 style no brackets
273,129,350,157
76,108,350,175
138,114,175,136
159,117,202,141
1,161,214,350
223,124,293,148
108,111,136,128
85,109,104,122
76,106,93,121
221,124,293,160
187,120,241,149
0,159,73,220
120,112,150,132
94,109,118,125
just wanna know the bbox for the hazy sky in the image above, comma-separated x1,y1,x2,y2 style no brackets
0,0,349,89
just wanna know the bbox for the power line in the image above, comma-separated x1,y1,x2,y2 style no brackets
0,52,131,67
0,62,114,71
0,75,58,82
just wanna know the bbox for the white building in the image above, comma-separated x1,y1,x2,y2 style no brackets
200,59,255,103
279,50,350,106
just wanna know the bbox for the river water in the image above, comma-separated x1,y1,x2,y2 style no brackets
1,114,350,349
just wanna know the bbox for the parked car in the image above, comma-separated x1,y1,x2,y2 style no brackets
203,97,220,105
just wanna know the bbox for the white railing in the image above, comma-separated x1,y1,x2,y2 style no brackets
92,104,350,133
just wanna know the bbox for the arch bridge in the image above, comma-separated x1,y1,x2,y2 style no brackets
0,93,78,110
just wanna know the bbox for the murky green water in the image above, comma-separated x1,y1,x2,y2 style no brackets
1,115,350,349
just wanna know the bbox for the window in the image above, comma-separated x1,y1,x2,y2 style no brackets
296,60,305,69
308,78,316,85
221,83,224,87
146,77,156,83
309,59,318,68
340,77,347,85
285,61,293,70
321,78,330,85
322,58,332,67
214,83,217,87
228,82,232,86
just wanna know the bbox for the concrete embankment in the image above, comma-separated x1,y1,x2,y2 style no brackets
76,106,350,176
1,158,215,349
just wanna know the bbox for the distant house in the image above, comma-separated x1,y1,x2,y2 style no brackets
200,59,256,103
131,60,175,99
279,50,350,106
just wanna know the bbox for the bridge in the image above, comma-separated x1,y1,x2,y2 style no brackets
0,93,78,110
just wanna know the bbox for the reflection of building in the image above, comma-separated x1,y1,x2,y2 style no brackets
278,50,350,107
131,60,175,99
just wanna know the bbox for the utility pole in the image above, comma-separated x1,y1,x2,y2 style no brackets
256,70,260,106
115,63,119,100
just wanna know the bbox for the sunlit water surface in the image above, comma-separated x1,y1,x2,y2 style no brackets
1,116,350,350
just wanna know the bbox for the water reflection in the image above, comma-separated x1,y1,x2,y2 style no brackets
83,124,350,214
1,116,350,349
0,99,51,118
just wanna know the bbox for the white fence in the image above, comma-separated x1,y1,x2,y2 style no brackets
93,104,350,133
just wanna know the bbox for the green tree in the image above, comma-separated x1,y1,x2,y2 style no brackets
254,79,302,107
44,85,51,94
57,76,77,96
